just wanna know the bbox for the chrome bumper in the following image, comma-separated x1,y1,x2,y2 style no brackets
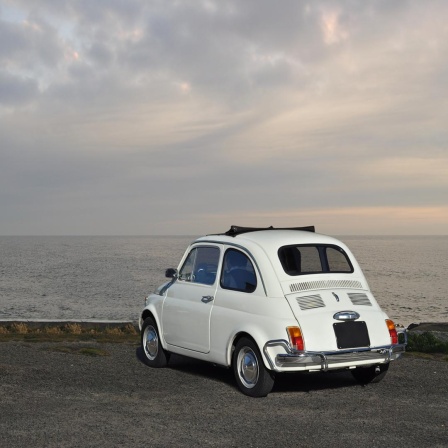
263,330,407,372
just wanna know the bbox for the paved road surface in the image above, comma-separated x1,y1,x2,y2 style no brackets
0,341,446,447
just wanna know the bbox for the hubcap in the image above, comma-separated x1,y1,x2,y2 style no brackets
143,325,158,360
237,347,259,389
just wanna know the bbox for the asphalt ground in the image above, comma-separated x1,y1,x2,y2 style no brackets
0,341,447,448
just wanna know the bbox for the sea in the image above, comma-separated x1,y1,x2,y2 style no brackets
0,235,447,326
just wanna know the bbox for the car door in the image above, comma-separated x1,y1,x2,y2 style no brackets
162,245,221,353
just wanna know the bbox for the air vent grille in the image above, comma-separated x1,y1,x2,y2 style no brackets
289,279,363,293
297,294,325,310
348,293,372,306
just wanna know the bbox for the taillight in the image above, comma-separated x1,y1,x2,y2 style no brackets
287,326,304,351
386,319,398,344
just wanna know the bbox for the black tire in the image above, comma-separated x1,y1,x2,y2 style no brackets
232,337,275,397
351,363,389,385
141,317,169,367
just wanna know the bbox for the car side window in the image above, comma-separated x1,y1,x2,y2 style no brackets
220,249,257,293
178,249,196,282
178,246,220,285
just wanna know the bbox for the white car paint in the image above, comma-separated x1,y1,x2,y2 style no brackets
140,227,406,395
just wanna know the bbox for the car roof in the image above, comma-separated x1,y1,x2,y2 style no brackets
193,229,360,292
195,229,344,252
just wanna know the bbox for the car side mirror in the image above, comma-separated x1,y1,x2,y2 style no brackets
165,268,177,279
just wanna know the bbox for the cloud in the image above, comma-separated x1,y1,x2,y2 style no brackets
0,71,38,105
0,0,447,234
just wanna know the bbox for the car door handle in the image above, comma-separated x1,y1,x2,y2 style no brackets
201,295,214,303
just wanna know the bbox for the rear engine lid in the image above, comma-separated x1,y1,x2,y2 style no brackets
284,288,390,351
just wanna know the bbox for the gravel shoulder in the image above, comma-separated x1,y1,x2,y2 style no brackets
1,341,447,448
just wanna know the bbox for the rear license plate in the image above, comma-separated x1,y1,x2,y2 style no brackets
333,321,370,349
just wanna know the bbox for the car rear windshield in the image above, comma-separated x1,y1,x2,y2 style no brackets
278,244,353,276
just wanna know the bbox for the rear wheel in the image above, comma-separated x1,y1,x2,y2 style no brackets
232,337,275,397
141,317,169,367
351,363,389,385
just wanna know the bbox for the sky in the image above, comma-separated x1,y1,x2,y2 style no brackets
1,0,447,235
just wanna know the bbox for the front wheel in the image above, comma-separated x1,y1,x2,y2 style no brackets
351,363,389,385
141,317,169,367
232,337,275,397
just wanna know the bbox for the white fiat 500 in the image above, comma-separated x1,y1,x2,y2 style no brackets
139,226,406,397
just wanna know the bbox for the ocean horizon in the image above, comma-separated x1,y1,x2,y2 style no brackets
1,235,447,326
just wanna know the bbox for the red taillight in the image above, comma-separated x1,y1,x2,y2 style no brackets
287,326,304,351
386,319,398,344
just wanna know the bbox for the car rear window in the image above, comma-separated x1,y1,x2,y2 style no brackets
278,244,353,276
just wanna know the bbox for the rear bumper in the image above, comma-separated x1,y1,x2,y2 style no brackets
263,331,407,372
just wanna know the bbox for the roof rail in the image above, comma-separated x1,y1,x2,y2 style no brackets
222,225,315,237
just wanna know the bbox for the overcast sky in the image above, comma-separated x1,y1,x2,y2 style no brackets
1,0,447,235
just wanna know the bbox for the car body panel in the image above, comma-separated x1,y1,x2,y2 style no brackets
162,280,217,353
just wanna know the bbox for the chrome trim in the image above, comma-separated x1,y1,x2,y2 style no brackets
143,325,159,360
333,310,360,321
236,346,259,389
263,332,407,372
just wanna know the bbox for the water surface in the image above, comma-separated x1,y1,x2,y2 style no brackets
1,235,446,325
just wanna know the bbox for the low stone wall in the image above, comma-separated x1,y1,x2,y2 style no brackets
0,320,138,331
